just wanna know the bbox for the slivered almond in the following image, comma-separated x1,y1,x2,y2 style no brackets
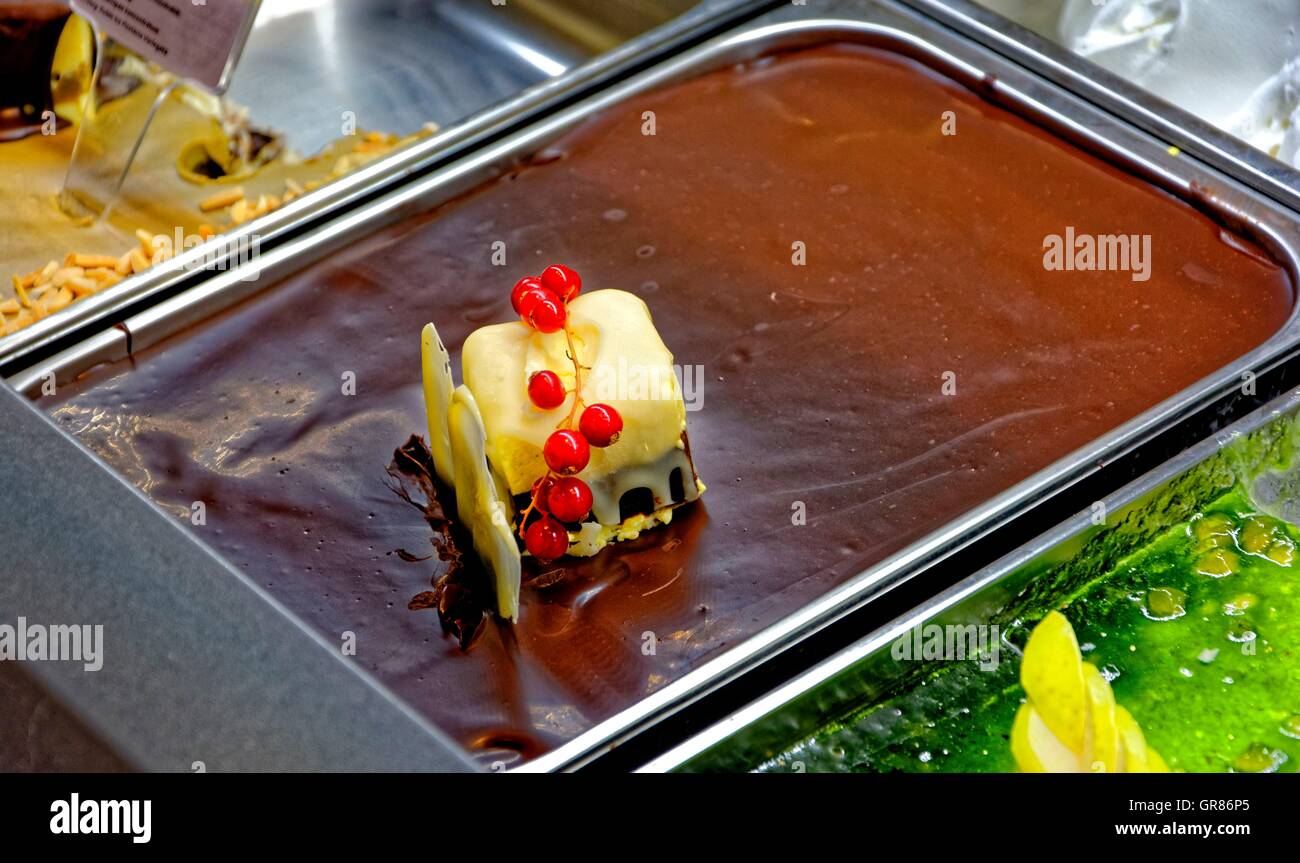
86,267,116,282
0,299,18,315
72,253,120,269
51,266,85,287
115,250,133,275
285,177,304,196
135,229,155,254
198,223,216,239
199,186,245,212
14,280,30,308
129,248,149,274
229,199,253,224
38,260,58,283
48,287,74,311
67,277,98,297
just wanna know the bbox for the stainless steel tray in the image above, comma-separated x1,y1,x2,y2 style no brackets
912,0,1300,213
0,0,758,373
10,0,1300,772
645,385,1300,772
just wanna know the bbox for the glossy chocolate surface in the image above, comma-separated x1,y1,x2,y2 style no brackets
46,45,1293,765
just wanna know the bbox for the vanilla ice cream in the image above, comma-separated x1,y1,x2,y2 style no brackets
977,0,1300,168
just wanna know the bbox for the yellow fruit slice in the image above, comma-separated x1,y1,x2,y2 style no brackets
1115,705,1149,772
1013,703,1084,773
1010,703,1042,773
1020,611,1087,753
1083,662,1120,772
51,14,95,126
1012,613,1171,773
1115,705,1169,773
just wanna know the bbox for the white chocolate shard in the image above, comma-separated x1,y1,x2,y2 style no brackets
420,322,456,488
447,386,522,621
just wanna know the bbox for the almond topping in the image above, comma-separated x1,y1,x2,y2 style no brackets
67,277,99,297
72,253,120,269
199,186,246,212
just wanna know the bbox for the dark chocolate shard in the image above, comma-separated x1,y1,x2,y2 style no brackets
385,435,488,651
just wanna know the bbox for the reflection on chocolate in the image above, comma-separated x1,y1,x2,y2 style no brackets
46,45,1293,765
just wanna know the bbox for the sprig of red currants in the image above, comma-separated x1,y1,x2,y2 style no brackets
509,264,625,562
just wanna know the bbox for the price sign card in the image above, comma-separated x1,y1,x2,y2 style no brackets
71,0,261,93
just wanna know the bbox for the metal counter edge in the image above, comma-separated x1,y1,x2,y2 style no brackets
0,382,478,773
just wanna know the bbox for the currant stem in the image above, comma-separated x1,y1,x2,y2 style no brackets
518,468,557,540
559,323,589,430
523,296,590,543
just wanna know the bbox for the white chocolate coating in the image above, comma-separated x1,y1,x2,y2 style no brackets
419,289,703,616
462,289,695,525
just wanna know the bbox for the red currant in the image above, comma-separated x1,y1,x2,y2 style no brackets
543,429,589,474
515,285,555,323
541,264,582,302
527,294,567,334
524,516,569,561
510,276,545,316
579,403,623,447
547,476,593,523
527,370,566,410
530,475,556,510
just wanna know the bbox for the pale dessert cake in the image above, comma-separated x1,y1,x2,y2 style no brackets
422,266,703,619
